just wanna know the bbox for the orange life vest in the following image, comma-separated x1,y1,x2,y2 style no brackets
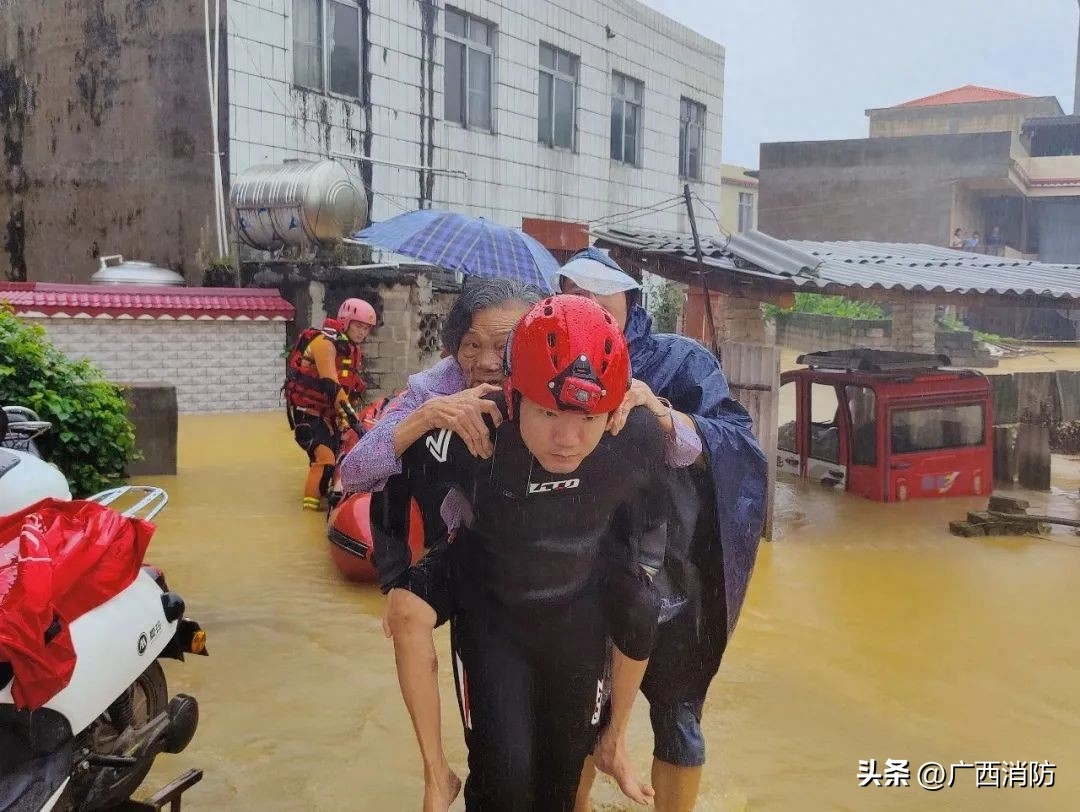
284,319,366,417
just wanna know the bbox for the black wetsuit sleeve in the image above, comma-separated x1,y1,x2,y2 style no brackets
604,421,672,661
369,427,470,592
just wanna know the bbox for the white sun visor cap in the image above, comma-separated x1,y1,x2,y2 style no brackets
555,247,641,296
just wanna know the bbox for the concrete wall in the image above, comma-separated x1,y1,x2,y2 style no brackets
1034,198,1080,262
866,98,1063,139
950,183,987,241
0,0,222,283
773,312,995,366
758,132,1013,243
24,317,286,412
773,312,891,352
227,0,726,235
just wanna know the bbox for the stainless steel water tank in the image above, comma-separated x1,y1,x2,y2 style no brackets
230,160,368,252
90,255,186,286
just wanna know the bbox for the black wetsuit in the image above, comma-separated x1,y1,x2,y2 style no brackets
370,393,673,811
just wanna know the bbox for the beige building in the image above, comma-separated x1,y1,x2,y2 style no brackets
760,85,1080,263
719,163,758,233
865,85,1063,139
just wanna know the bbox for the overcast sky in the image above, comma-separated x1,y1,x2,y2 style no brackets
641,0,1079,168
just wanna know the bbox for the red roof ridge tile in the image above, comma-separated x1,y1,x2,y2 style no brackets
894,84,1032,109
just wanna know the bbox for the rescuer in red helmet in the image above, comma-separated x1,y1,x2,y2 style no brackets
369,295,683,810
284,297,376,510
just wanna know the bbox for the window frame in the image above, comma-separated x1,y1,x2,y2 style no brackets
443,7,496,132
292,0,364,101
889,403,986,454
738,191,754,232
538,42,579,151
679,97,706,180
610,71,643,166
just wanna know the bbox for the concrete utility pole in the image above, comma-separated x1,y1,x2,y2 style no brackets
1075,0,1080,114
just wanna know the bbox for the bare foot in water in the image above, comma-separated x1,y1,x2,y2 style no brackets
423,765,461,812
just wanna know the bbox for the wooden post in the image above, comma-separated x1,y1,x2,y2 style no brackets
1017,424,1051,491
993,425,1018,486
1015,370,1053,491
683,184,721,356
719,341,780,540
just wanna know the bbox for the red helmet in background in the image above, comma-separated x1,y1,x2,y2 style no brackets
504,295,630,416
337,298,377,331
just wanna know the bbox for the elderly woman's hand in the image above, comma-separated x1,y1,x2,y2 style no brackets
417,383,503,458
607,379,667,436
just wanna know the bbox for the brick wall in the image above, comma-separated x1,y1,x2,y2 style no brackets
360,279,457,398
891,301,937,353
684,290,767,345
26,317,287,412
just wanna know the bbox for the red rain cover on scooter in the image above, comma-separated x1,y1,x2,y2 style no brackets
0,498,155,709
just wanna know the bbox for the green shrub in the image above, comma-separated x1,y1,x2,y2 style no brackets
0,306,136,496
645,279,685,334
762,293,885,321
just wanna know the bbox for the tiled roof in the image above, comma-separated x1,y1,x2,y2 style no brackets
894,85,1031,108
0,283,294,320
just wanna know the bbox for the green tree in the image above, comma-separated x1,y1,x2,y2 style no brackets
646,278,685,333
0,306,136,496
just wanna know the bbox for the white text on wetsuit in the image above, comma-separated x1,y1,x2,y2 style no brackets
527,479,581,494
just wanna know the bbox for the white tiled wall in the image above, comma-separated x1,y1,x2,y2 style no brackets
226,0,725,235
29,317,287,413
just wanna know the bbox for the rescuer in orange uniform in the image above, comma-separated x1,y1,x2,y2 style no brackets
285,298,377,510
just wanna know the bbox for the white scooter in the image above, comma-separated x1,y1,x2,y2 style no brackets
0,406,71,515
0,407,207,811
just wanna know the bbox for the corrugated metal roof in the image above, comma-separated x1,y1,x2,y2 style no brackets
592,226,1080,302
785,238,1080,299
1022,115,1080,131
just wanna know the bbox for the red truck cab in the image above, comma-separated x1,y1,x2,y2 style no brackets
778,349,993,502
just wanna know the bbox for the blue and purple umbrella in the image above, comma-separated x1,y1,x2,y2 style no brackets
352,210,557,292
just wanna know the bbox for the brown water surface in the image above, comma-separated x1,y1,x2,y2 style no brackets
140,411,1080,810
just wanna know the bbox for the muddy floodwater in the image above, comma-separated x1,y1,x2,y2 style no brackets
139,408,1080,811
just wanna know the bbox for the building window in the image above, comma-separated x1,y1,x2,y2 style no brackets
292,0,362,98
538,43,578,150
610,72,642,165
738,191,754,232
679,97,706,180
444,8,494,130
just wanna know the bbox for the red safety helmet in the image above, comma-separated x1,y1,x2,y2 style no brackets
337,298,377,330
504,295,630,416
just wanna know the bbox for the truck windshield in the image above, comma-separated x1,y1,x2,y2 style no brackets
891,404,985,454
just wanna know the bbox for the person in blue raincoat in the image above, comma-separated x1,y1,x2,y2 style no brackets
560,248,769,812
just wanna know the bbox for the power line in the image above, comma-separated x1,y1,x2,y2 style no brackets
590,198,686,230
586,195,684,225
691,192,732,241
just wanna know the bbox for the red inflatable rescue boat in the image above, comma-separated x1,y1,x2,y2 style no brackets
326,395,425,582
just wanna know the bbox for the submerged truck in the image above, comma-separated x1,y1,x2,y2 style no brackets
778,349,993,502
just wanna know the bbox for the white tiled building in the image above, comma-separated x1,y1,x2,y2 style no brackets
225,0,726,237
